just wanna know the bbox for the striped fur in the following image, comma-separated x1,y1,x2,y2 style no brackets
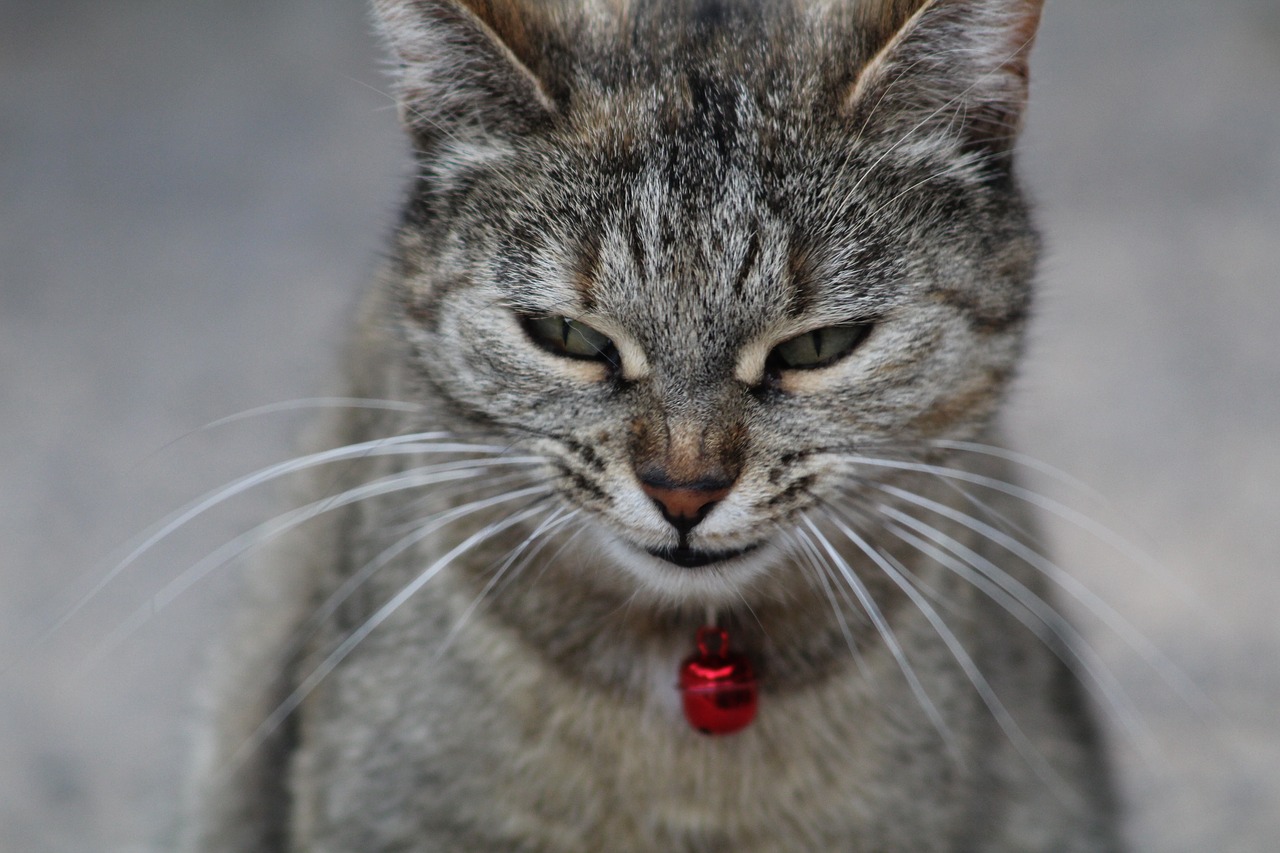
188,2,1123,850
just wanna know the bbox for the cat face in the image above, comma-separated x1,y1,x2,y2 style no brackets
376,0,1041,600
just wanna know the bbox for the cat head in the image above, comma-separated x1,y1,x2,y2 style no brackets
371,0,1042,603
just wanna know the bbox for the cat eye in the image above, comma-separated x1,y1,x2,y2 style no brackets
522,315,619,367
767,323,874,372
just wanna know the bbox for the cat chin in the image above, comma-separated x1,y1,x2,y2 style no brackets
594,529,779,606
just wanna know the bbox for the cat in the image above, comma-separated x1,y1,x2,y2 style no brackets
185,0,1123,850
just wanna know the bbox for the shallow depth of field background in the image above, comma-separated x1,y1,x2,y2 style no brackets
2,1,1278,850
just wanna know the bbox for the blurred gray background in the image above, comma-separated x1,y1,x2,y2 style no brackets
2,0,1277,850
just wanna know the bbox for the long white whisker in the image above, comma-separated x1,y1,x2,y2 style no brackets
430,508,581,663
926,439,1110,505
510,510,606,594
787,529,869,677
852,50,939,139
77,463,537,670
342,71,471,148
844,454,1173,585
181,459,539,611
878,506,1161,766
378,469,543,537
820,508,1069,797
78,461,544,669
935,476,1039,544
873,481,1211,715
483,510,586,606
927,439,1195,606
816,50,939,234
856,155,1002,227
224,501,550,777
799,515,956,755
42,432,513,643
146,398,425,461
297,485,554,650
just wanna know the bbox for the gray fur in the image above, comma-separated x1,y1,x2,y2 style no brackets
187,1,1123,850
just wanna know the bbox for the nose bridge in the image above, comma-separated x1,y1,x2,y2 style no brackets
632,383,746,486
630,385,748,536
664,414,741,486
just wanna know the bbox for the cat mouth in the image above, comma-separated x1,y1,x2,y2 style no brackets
645,544,760,569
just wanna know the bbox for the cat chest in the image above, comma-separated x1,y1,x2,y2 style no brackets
290,608,972,852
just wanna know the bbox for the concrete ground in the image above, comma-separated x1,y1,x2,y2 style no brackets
2,0,1277,850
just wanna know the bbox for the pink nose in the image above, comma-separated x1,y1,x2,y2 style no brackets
640,480,732,535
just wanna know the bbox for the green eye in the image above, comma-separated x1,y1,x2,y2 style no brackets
522,315,619,366
768,323,874,371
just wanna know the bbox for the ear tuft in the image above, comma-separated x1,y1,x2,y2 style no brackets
846,0,1044,157
371,0,557,145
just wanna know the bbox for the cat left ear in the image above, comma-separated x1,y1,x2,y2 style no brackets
845,0,1044,158
371,0,557,146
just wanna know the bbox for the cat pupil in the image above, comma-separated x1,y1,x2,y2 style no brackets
769,323,873,371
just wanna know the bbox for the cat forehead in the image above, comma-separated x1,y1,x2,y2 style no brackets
498,156,901,354
512,119,911,294
484,98,918,328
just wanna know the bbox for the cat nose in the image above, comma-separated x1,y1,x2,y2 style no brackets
639,473,734,536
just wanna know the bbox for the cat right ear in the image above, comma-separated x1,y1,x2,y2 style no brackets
371,0,557,145
843,0,1044,157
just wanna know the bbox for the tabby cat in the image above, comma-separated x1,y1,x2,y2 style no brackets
186,0,1123,849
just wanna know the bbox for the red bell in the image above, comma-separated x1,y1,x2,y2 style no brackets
678,626,758,735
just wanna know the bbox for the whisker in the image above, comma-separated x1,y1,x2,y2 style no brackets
430,507,581,663
818,507,1070,797
935,475,1039,544
378,468,544,537
77,461,544,669
926,438,1195,605
843,453,1174,586
852,51,939,140
342,71,472,148
222,500,551,779
925,439,1110,504
144,398,425,462
814,50,938,233
785,529,869,678
876,504,1160,766
872,481,1211,715
483,510,585,606
854,150,1011,227
295,485,555,654
730,587,767,637
798,515,956,756
513,517,598,601
41,431,514,644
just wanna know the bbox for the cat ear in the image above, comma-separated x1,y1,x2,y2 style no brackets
845,0,1043,157
371,0,557,144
